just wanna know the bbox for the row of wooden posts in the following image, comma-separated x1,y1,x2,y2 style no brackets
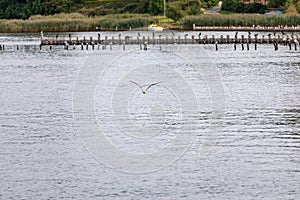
0,42,298,51
1,34,299,52
41,33,300,46
38,33,300,51
192,25,300,32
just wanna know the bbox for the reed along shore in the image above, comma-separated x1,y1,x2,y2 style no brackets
0,13,300,33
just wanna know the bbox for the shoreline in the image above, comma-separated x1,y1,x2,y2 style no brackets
1,27,299,34
1,13,300,34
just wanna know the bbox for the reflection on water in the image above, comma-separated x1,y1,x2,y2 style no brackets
0,32,299,199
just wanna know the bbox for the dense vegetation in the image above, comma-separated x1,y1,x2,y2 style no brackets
181,14,300,27
0,0,219,20
221,0,267,14
268,0,300,13
222,0,300,14
0,0,299,33
0,13,152,32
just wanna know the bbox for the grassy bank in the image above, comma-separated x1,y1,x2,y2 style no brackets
1,13,300,33
0,13,153,33
181,14,300,28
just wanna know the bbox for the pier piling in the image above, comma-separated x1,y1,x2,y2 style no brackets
32,32,299,52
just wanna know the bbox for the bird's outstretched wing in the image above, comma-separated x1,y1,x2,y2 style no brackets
145,81,162,92
130,80,143,90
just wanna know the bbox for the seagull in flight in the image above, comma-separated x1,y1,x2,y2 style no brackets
130,80,162,94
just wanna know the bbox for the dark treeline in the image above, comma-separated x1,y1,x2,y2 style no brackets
0,0,41,19
222,0,300,14
221,0,267,14
0,0,219,20
0,0,83,19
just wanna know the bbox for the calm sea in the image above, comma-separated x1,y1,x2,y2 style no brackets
0,31,299,199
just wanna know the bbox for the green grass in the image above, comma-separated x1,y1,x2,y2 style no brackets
218,10,235,14
157,17,175,23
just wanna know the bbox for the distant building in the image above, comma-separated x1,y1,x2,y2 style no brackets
240,0,269,5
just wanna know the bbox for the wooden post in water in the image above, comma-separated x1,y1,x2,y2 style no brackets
111,36,114,45
105,36,108,49
152,33,156,45
241,35,245,44
76,37,79,45
220,35,224,44
40,31,44,45
227,35,230,44
274,42,279,51
204,35,208,44
277,35,282,44
235,33,238,44
178,35,181,44
171,36,175,44
83,36,86,45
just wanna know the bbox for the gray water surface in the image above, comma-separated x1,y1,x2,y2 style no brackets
0,32,299,199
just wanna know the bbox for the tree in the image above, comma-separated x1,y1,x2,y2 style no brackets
167,1,184,21
148,0,164,15
283,0,300,13
267,0,286,8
